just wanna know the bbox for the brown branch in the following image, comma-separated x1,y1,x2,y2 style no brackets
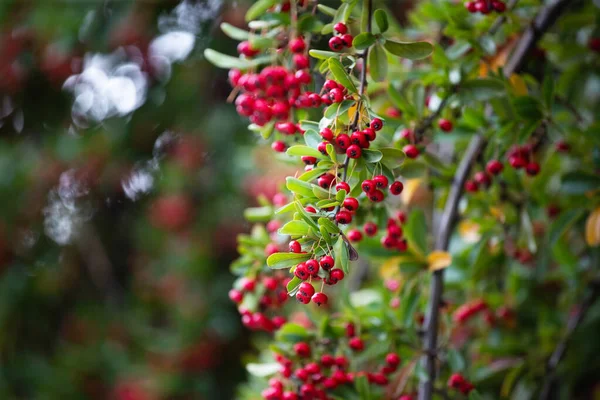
539,280,600,400
418,1,572,399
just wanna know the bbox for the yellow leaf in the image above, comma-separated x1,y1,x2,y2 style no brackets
348,103,358,121
402,178,423,205
427,251,452,271
458,220,481,244
489,206,505,223
509,74,528,96
585,207,600,247
379,256,403,279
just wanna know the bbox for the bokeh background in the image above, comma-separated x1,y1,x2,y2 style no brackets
0,0,278,398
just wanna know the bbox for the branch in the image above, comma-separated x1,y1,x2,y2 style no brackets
418,1,571,399
539,280,600,400
350,0,372,131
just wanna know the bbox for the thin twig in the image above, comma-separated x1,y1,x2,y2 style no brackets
488,0,520,36
539,280,600,400
418,1,572,399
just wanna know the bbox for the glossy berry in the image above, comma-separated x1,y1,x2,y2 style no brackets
347,229,363,242
364,222,378,236
317,173,335,189
396,211,407,224
386,353,401,367
305,259,320,276
294,342,311,357
403,144,420,158
329,36,344,51
336,134,351,150
397,239,408,252
336,210,352,224
363,127,376,141
381,235,398,249
388,224,403,238
312,292,328,306
321,354,335,366
370,118,383,131
438,118,453,132
509,155,526,169
361,179,376,193
301,156,317,165
237,41,259,57
464,180,478,193
465,1,477,12
373,175,389,189
390,181,404,195
343,197,359,211
229,289,243,303
319,255,335,270
368,189,385,202
346,144,362,158
299,282,315,298
341,34,354,48
293,54,309,69
336,181,350,193
334,22,348,34
486,159,503,175
330,268,345,281
296,291,310,304
294,263,309,280
317,141,329,155
272,141,286,152
289,37,306,53
526,162,540,176
349,337,364,351
263,277,278,291
323,79,339,91
305,206,317,213
492,0,506,12
320,127,334,141
474,171,491,187
329,87,344,103
400,128,414,140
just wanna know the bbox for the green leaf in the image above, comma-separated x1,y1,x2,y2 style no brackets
325,100,355,119
304,129,321,148
309,49,339,60
220,22,249,40
352,32,376,50
362,149,383,163
421,152,448,173
279,220,311,236
286,145,325,159
549,209,584,245
246,363,280,377
317,4,337,17
542,70,554,110
318,217,340,234
298,167,328,182
373,9,389,33
286,177,315,197
275,323,310,342
561,172,600,195
328,58,358,93
267,252,312,269
405,209,428,256
335,189,347,203
354,373,371,400
447,348,466,371
286,276,302,295
368,44,387,82
334,236,350,274
383,40,433,60
313,185,332,199
316,199,339,208
243,206,273,222
246,0,278,21
204,49,274,69
458,78,506,102
400,284,419,327
298,14,324,33
293,201,320,231
512,96,544,120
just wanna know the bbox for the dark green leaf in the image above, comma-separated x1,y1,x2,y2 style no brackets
405,209,428,255
561,172,600,195
512,96,544,120
373,9,389,33
548,209,584,245
383,40,433,60
458,78,506,102
362,149,383,163
328,58,358,93
368,44,387,82
352,32,376,50
380,147,405,168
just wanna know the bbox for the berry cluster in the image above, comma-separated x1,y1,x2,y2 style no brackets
348,211,409,253
229,274,290,332
447,373,475,395
262,334,402,400
328,23,354,52
464,0,506,14
453,299,516,328
360,173,404,203
317,115,382,160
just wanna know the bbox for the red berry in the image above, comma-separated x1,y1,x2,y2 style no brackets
368,190,384,202
294,342,311,357
556,141,570,152
305,206,317,213
370,118,383,131
590,37,600,52
312,292,328,306
381,235,398,249
346,144,362,158
373,175,389,189
289,37,306,53
396,239,408,252
320,127,334,141
509,155,526,169
241,278,256,291
486,159,503,175
299,282,315,298
319,255,335,270
323,79,339,91
317,173,335,189
361,179,376,194
349,337,364,351
294,263,309,280
388,224,403,238
336,134,351,150
364,222,378,236
386,353,400,367
336,181,350,193
329,87,344,103
347,229,363,242
475,0,490,13
317,141,329,155
263,277,278,291
334,22,348,34
330,268,344,281
336,210,353,224
400,128,414,140
464,180,478,193
329,36,344,51
438,118,453,132
305,259,320,276
363,127,376,141
237,41,259,57
403,144,420,158
526,162,540,176
229,289,243,303
301,156,317,165
341,34,354,47
465,1,477,12
272,141,286,152
296,291,310,304
396,211,407,224
492,0,506,12
390,181,404,195
343,197,359,211
293,53,309,69
474,171,491,187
